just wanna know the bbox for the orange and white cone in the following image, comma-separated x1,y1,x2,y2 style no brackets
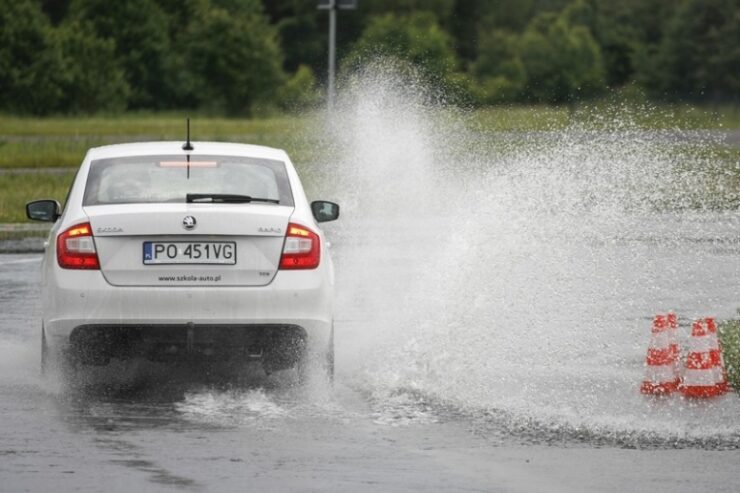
679,318,728,398
641,314,680,395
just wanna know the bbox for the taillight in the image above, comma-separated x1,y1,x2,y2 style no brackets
279,223,320,270
57,222,100,269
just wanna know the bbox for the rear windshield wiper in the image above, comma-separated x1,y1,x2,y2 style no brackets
186,193,280,204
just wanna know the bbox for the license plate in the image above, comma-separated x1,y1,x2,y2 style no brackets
143,241,236,265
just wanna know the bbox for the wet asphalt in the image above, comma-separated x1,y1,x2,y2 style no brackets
1,253,740,492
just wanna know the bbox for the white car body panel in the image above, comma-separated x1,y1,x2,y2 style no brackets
86,203,293,286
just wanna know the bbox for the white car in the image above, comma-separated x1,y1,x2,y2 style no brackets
26,141,338,381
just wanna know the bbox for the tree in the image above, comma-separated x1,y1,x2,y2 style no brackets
277,4,325,74
589,0,677,88
0,0,65,114
518,11,606,102
344,12,459,83
68,0,176,108
183,2,285,114
649,0,740,101
473,29,526,103
54,21,129,113
277,64,320,111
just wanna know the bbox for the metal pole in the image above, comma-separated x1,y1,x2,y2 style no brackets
319,0,355,109
328,1,336,110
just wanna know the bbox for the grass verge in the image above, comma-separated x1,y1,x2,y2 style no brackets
0,171,76,223
719,320,740,392
0,113,318,169
469,103,740,131
0,113,308,138
0,105,738,222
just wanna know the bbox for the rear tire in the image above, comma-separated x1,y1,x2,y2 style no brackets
296,329,334,386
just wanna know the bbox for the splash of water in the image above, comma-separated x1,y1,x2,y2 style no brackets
310,61,740,447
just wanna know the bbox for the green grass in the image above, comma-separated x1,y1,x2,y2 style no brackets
0,112,309,137
719,320,740,393
0,113,318,169
469,103,740,131
0,171,76,223
0,105,738,222
467,106,571,132
0,139,94,168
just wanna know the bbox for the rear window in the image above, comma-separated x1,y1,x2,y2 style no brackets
83,155,293,206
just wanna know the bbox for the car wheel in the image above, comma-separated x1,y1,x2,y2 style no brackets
296,332,334,386
295,346,311,385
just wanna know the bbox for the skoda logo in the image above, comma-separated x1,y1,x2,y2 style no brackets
182,216,197,231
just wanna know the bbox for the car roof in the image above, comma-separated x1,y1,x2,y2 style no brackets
85,141,289,162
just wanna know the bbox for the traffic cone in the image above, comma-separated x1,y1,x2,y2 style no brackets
679,318,728,398
667,312,680,376
641,314,680,395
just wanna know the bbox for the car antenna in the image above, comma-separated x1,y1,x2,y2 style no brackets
182,117,194,151
182,117,193,179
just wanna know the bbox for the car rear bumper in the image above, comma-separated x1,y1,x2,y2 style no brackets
43,269,333,354
67,323,308,369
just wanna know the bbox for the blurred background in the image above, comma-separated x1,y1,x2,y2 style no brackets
0,0,738,225
0,0,738,115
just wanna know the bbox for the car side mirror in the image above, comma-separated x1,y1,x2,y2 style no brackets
26,199,61,222
311,200,339,223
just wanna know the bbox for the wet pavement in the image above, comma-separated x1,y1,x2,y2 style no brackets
2,239,740,492
3,92,740,490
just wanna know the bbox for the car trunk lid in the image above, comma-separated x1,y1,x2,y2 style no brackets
84,203,292,287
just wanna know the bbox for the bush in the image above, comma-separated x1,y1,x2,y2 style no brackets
184,2,285,115
68,0,175,109
518,12,606,103
277,65,321,112
719,320,740,392
54,22,129,113
0,0,65,114
344,12,459,84
649,0,740,101
473,30,526,103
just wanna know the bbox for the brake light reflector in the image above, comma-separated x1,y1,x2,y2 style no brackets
57,222,100,269
158,161,218,168
279,223,320,270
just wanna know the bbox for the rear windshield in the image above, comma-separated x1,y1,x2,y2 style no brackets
83,155,293,206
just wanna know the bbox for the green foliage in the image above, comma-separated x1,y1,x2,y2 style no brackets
0,0,65,114
68,0,175,109
478,0,538,31
587,0,670,87
344,12,459,83
359,0,455,19
0,0,739,114
277,65,320,112
0,171,76,223
54,22,129,113
277,10,325,74
183,2,285,115
650,0,740,101
518,10,605,103
473,3,605,103
719,320,740,392
473,30,526,103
